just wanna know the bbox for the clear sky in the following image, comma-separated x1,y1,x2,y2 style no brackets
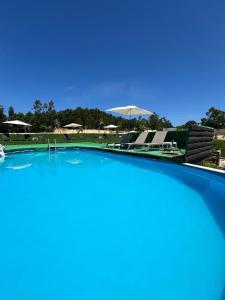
1,0,225,125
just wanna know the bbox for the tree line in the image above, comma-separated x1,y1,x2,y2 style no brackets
0,100,224,132
177,107,225,129
0,100,172,132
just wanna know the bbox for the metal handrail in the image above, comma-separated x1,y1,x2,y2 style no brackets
48,139,57,152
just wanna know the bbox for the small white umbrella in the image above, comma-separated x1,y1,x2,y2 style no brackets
106,105,153,117
63,123,82,133
3,120,32,133
63,123,82,128
3,120,31,126
104,124,118,129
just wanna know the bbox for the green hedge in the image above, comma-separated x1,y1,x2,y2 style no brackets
145,130,188,149
0,133,121,145
0,130,189,149
165,130,188,149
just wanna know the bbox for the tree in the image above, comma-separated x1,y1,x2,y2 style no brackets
149,113,160,130
159,117,173,129
184,120,198,127
55,119,60,129
149,113,173,130
33,100,43,115
201,107,225,129
44,101,56,131
0,105,6,132
0,106,6,122
1,102,174,133
47,100,55,112
177,120,198,129
8,106,15,120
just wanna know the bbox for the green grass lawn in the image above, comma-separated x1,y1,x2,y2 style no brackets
213,139,225,157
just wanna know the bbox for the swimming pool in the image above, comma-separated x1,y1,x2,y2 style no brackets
0,149,225,300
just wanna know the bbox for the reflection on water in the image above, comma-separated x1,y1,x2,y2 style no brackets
0,150,113,176
6,163,32,170
66,159,83,165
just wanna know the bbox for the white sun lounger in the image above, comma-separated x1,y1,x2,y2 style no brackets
131,131,177,150
126,131,149,149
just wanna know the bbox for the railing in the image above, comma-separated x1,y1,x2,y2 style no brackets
48,139,57,152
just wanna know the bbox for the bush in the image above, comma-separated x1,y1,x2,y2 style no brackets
213,139,225,157
202,162,221,169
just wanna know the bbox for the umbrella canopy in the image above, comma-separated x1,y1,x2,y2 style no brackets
106,105,153,116
104,124,118,129
128,130,137,133
3,120,31,126
63,123,82,128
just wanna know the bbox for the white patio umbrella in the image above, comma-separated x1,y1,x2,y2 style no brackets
63,123,82,128
3,120,32,133
3,120,31,126
104,124,118,129
106,105,153,118
63,123,82,133
106,105,153,130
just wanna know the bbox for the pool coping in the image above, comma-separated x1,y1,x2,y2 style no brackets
4,142,185,163
183,163,225,176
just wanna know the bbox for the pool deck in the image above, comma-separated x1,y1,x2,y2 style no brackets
4,142,185,163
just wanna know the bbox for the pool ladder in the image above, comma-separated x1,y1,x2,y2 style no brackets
48,139,57,152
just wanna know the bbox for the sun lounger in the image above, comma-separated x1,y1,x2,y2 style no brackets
146,131,177,150
130,130,177,150
124,131,149,149
106,133,134,148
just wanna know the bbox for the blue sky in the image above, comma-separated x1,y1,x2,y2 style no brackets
1,0,225,125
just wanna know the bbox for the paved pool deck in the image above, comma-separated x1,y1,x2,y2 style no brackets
4,142,185,163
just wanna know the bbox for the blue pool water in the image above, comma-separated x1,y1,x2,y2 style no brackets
0,149,225,300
